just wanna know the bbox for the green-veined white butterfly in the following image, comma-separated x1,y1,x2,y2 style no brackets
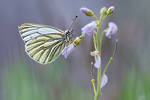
19,17,77,64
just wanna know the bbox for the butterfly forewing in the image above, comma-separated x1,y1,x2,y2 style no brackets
19,23,64,43
19,23,67,64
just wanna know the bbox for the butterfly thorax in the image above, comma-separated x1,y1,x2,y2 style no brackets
63,29,73,44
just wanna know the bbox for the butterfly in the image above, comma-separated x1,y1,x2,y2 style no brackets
18,17,77,64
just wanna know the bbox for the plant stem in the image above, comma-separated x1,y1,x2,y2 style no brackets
93,30,97,50
96,15,103,51
93,15,99,21
101,39,118,83
94,14,103,100
94,31,105,100
91,62,96,95
94,66,101,100
99,31,105,52
91,79,96,95
79,32,86,39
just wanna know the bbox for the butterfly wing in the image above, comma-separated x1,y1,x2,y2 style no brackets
19,23,64,43
19,23,66,64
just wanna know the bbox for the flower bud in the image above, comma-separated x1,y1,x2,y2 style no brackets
107,6,114,15
100,7,107,15
80,7,94,17
73,37,81,47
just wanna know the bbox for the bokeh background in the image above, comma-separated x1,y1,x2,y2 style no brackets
0,0,150,100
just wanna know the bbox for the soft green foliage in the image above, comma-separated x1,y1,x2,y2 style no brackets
3,61,93,100
121,66,150,100
3,62,49,100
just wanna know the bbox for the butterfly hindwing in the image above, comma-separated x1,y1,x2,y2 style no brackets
25,33,66,64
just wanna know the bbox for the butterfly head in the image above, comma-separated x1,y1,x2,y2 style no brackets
64,15,78,44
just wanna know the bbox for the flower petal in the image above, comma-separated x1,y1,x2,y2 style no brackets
105,22,118,38
101,74,108,89
80,7,89,15
62,44,75,58
82,21,97,36
94,55,101,68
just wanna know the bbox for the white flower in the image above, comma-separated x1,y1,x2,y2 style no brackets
105,22,118,38
62,37,82,58
82,21,97,35
62,44,75,58
90,51,101,68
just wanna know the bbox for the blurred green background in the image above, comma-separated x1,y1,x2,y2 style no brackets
0,0,150,100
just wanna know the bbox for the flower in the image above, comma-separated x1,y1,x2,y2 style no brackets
105,22,118,38
91,51,101,68
62,44,75,58
107,6,114,15
82,21,97,36
62,37,82,58
80,7,94,17
101,74,108,88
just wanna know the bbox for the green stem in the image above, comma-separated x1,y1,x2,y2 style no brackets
99,31,105,53
96,15,103,51
94,14,108,100
94,66,101,100
95,31,105,100
94,14,103,100
93,30,97,50
79,32,86,39
93,15,99,21
101,39,118,83
91,79,96,95
101,57,113,82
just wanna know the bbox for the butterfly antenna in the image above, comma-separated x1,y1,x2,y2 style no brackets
72,34,77,38
68,15,78,30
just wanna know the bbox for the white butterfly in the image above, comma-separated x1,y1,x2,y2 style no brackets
19,23,73,64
